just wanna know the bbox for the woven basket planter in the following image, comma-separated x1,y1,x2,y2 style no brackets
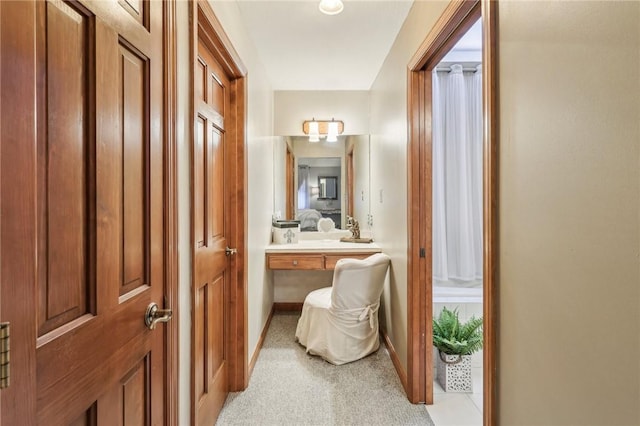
436,351,472,392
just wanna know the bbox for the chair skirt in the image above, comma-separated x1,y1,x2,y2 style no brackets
295,287,380,365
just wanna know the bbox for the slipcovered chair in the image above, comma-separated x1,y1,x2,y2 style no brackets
295,253,391,365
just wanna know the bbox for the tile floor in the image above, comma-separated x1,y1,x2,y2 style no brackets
426,367,483,425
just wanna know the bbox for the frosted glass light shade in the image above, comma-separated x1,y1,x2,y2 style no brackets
326,121,339,142
319,0,343,15
308,121,320,142
308,121,319,136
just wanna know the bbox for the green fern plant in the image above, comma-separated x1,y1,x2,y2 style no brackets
433,307,483,356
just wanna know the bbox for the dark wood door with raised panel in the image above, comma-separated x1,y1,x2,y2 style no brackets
0,1,167,424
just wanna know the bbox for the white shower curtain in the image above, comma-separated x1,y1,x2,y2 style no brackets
297,165,310,209
432,64,483,283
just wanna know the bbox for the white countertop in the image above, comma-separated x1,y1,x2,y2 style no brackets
266,240,381,253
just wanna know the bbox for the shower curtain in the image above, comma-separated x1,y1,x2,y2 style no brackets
297,165,310,210
432,64,483,283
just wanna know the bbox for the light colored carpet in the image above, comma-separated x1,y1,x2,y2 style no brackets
216,313,434,426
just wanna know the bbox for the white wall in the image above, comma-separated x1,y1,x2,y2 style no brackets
177,2,276,424
369,0,449,373
274,90,370,136
497,1,640,424
274,270,334,303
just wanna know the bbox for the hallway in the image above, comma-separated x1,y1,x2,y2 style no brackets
216,313,433,425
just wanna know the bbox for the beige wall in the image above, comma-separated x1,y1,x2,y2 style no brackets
274,90,370,136
346,134,371,230
498,1,640,424
208,0,276,379
176,3,191,424
177,2,276,424
369,0,449,373
372,0,640,423
177,1,640,424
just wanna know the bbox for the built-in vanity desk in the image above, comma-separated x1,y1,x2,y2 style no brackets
267,231,382,304
266,240,381,270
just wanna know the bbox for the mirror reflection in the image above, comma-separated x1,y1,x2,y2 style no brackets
298,157,341,229
318,176,338,199
274,135,370,233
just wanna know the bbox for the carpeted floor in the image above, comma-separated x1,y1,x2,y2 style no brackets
216,313,434,426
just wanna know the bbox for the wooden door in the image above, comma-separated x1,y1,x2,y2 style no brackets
285,146,295,219
0,1,168,424
191,27,232,426
346,148,354,218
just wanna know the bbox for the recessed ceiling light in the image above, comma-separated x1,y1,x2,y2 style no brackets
319,0,344,15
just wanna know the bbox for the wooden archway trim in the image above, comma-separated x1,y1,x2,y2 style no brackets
163,1,179,424
406,1,498,424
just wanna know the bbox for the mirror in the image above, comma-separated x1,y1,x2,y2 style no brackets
298,157,341,228
273,135,370,232
318,176,338,199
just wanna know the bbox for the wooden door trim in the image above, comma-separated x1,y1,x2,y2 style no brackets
285,144,294,219
189,1,248,421
196,2,247,79
406,1,498,424
481,3,499,423
346,145,354,218
163,0,179,424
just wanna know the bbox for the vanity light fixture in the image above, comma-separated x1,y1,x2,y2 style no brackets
303,118,344,143
318,0,344,15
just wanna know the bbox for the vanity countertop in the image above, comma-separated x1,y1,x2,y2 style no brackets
265,240,380,254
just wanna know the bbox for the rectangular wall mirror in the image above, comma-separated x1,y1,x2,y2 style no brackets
318,176,337,199
273,135,370,232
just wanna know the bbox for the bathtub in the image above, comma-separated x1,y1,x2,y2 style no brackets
433,281,483,304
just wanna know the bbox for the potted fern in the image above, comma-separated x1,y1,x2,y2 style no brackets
433,307,483,392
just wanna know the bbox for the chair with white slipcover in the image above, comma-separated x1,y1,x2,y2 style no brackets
295,253,391,365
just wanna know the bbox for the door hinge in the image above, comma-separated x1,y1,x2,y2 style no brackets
419,248,426,258
0,322,9,389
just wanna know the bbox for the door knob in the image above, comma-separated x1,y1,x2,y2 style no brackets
225,247,238,256
145,303,173,330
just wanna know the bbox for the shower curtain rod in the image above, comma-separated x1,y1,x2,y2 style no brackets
434,66,481,73
435,61,481,73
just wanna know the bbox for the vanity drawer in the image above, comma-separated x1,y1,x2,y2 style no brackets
267,254,325,270
324,253,372,270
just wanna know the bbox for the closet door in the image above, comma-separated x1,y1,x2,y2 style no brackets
0,1,168,424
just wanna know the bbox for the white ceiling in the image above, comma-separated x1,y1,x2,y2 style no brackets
235,0,414,90
440,18,482,63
